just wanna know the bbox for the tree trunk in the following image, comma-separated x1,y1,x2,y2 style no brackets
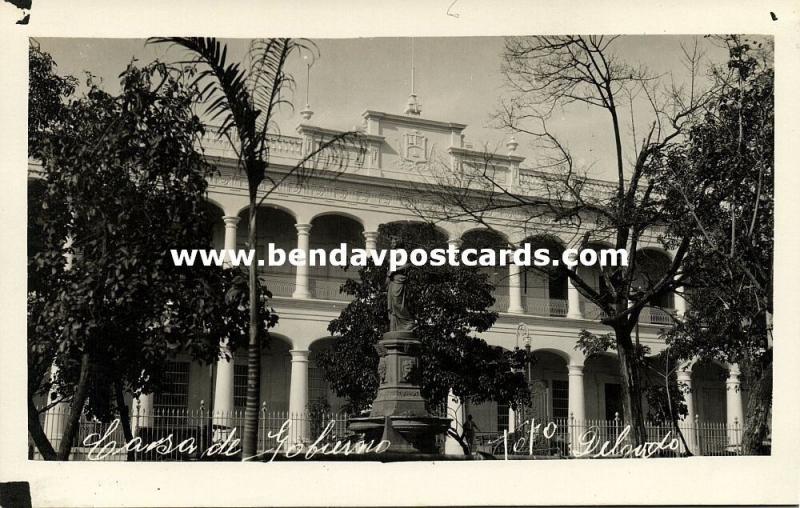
614,327,647,447
742,360,772,455
666,379,692,456
27,396,57,460
114,380,136,462
241,198,261,459
57,351,91,460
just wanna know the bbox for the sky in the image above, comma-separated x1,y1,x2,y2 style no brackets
35,36,732,181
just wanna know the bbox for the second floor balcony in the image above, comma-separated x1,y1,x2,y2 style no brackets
260,272,676,326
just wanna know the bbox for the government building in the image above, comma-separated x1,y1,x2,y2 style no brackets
32,94,747,458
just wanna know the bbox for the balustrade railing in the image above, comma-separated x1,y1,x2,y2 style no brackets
261,273,672,323
580,300,609,320
259,274,296,298
640,306,676,325
309,277,355,301
524,296,568,317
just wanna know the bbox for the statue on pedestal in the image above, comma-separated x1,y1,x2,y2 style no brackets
387,262,415,332
348,244,450,454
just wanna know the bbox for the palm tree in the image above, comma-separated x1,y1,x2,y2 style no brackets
150,38,364,459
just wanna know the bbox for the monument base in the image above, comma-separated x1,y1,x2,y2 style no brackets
348,330,451,454
348,415,451,454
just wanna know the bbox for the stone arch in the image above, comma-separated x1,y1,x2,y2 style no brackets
234,202,299,221
229,333,293,412
377,220,448,249
308,214,365,300
309,210,366,228
690,359,729,423
573,241,616,319
460,229,510,310
307,336,348,414
520,234,569,316
202,200,226,250
237,206,298,297
204,195,226,216
633,247,674,309
531,347,572,365
460,227,511,247
514,349,569,421
265,332,294,350
583,352,624,420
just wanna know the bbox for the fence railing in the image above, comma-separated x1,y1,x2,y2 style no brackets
33,404,355,462
34,405,744,461
474,413,743,458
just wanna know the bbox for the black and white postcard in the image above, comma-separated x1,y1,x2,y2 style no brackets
0,1,798,506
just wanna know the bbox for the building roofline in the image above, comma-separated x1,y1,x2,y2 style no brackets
362,110,467,131
448,146,525,163
296,123,384,143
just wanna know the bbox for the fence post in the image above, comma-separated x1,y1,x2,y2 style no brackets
568,412,576,456
131,398,141,438
199,400,206,456
259,402,267,454
732,417,741,455
694,414,702,456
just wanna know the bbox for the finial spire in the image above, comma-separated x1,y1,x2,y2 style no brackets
506,135,518,154
404,38,422,116
300,54,314,121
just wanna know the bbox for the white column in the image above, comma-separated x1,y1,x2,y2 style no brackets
288,350,310,443
213,342,235,425
674,274,688,317
508,406,517,434
292,223,312,299
43,363,68,450
222,215,240,267
566,277,584,320
363,230,378,252
448,238,462,250
567,364,586,454
132,392,155,437
213,215,240,426
444,389,465,455
677,368,698,455
507,263,525,314
726,364,744,447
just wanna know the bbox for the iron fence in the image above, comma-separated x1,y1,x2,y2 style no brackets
474,413,743,458
32,403,354,462
32,406,744,461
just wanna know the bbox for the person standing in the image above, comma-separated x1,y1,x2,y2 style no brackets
462,414,480,451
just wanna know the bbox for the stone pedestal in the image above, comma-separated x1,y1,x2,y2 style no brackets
349,331,450,454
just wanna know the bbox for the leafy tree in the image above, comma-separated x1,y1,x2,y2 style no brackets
28,39,77,160
655,36,773,454
317,222,531,413
576,330,691,451
410,36,719,445
149,38,364,458
27,44,273,460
